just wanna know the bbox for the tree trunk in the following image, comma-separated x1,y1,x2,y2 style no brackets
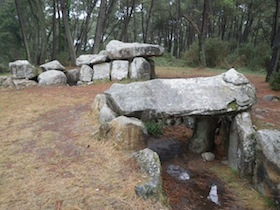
199,0,210,67
141,0,154,43
52,0,58,60
28,0,48,64
93,0,106,54
15,0,31,61
120,0,135,42
60,0,76,66
266,25,280,81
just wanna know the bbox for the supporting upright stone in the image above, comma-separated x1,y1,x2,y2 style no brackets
228,112,256,178
188,117,219,153
111,60,129,81
93,62,111,81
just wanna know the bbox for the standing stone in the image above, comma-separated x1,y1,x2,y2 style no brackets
93,62,111,81
79,65,93,82
99,116,147,150
228,112,256,178
9,60,37,79
129,57,151,80
111,60,129,81
38,70,67,86
133,148,163,199
65,68,80,86
254,129,280,206
40,60,65,72
189,117,219,153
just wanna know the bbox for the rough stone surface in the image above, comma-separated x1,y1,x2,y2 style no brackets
228,112,256,178
76,54,96,66
92,63,111,81
98,104,117,124
106,40,164,60
104,69,256,120
76,53,109,66
13,79,37,89
0,76,15,88
91,93,118,125
133,148,162,199
129,57,151,80
40,60,65,72
9,60,37,79
254,129,280,206
91,94,108,124
38,70,67,86
90,54,109,65
79,65,93,82
111,60,129,81
65,68,80,86
99,116,147,150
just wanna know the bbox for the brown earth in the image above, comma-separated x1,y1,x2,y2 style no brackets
0,68,279,209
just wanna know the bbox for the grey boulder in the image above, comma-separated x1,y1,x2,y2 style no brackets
65,68,80,86
254,129,280,205
40,60,65,72
38,70,67,86
9,60,37,79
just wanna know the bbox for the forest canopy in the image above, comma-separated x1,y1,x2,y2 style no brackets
0,0,279,77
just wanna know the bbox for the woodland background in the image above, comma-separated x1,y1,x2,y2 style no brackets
0,0,280,80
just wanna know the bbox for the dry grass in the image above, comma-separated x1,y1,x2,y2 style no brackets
0,86,167,210
210,165,272,210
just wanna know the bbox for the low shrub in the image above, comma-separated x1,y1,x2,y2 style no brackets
144,120,163,137
183,38,230,68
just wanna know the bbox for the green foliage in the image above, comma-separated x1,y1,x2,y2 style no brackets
0,0,22,64
184,40,270,70
230,43,270,71
269,71,280,91
144,120,163,137
0,63,9,74
183,38,230,68
154,53,187,67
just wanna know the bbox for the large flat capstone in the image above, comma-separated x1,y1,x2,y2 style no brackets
106,40,164,60
104,69,256,119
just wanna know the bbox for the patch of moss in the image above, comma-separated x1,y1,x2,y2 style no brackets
227,101,238,111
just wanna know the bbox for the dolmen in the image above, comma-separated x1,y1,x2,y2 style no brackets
93,68,256,153
76,40,164,83
92,68,280,205
1,40,163,88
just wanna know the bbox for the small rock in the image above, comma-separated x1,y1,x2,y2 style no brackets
201,152,215,162
263,95,280,102
255,114,265,119
207,185,220,206
166,164,190,181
